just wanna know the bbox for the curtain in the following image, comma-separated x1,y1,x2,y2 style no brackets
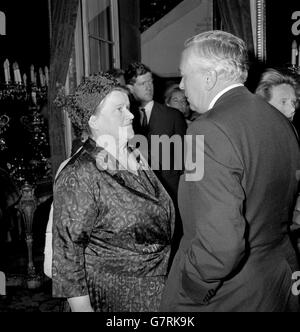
118,0,141,69
216,0,254,54
48,0,79,177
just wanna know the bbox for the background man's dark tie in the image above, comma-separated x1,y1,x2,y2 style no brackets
140,108,148,135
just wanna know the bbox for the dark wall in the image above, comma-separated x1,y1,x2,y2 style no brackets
118,0,141,70
266,0,300,67
0,0,50,82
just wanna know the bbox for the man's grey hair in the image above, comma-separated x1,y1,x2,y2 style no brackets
183,30,249,84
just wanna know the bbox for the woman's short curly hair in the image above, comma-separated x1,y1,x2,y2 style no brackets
65,73,124,131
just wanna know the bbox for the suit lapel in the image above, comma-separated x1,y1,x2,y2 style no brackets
148,102,159,134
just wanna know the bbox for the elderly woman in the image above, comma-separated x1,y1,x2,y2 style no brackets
51,73,175,312
255,68,298,121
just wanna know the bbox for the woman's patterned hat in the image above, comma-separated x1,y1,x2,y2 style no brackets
66,73,120,131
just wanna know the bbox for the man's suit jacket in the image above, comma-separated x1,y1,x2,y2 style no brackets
132,101,187,201
160,86,300,312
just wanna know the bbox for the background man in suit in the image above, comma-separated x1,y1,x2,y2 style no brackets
125,62,187,261
160,30,300,312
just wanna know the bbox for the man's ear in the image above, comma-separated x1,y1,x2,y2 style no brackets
88,115,97,130
205,70,218,91
126,84,134,94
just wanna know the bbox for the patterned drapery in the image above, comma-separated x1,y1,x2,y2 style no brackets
48,0,79,177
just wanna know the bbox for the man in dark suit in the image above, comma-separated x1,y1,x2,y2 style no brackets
125,63,187,260
160,30,300,312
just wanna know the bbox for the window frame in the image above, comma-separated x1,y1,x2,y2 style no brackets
64,0,121,157
80,0,120,76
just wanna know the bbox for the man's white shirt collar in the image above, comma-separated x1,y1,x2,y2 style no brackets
208,84,244,111
142,100,154,123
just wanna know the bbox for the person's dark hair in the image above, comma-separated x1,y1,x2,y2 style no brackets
124,62,152,85
107,68,125,80
255,68,297,102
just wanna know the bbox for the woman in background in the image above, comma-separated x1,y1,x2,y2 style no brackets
255,68,298,121
164,83,200,124
164,84,192,123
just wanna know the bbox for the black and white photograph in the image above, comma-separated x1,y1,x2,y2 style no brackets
0,0,300,316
